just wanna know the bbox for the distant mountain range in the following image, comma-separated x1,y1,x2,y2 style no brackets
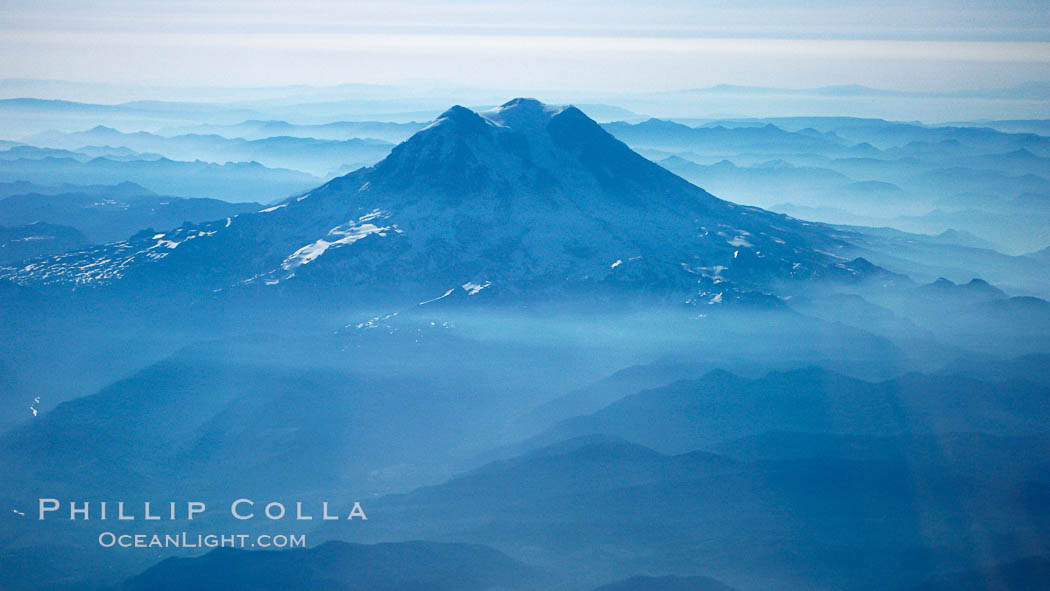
684,117,1050,153
320,422,1050,589
602,118,855,154
828,225,1050,296
0,182,260,245
0,156,318,202
5,352,1048,591
161,119,428,143
0,98,887,302
526,367,1050,454
596,115,1050,254
23,126,394,176
664,82,1050,101
4,78,1049,116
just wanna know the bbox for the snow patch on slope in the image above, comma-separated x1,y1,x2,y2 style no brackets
462,281,491,295
728,234,752,247
280,209,394,273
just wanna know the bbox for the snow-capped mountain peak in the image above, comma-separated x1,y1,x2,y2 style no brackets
481,97,568,130
1,99,882,304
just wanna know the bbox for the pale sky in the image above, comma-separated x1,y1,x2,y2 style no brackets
1,0,1048,93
